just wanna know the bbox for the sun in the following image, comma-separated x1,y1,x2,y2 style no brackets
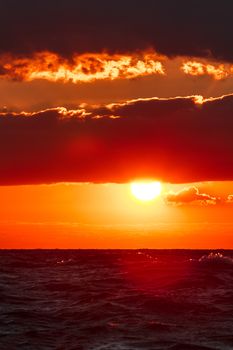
130,181,162,201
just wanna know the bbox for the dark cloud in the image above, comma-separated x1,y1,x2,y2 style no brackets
165,187,220,206
0,1,233,61
0,94,233,185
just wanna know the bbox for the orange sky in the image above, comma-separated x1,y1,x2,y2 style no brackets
0,181,233,248
2,55,233,112
0,49,233,248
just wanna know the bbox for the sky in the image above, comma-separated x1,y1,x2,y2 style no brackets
0,0,233,248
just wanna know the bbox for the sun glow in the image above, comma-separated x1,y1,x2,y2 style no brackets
130,181,162,201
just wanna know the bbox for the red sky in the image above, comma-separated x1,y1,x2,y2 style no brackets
0,1,233,248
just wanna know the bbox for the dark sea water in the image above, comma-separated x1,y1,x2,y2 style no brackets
0,250,232,350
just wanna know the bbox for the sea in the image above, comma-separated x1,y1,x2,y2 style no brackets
0,250,232,350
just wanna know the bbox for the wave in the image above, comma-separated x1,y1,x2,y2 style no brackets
0,250,232,350
198,252,233,266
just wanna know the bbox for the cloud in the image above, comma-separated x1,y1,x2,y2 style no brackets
165,187,220,206
0,51,165,83
2,52,233,85
0,1,233,62
3,51,233,85
226,195,233,203
181,61,231,80
1,94,233,185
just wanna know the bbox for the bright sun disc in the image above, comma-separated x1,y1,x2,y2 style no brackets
130,181,162,201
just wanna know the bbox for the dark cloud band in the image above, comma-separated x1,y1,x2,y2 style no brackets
1,1,233,61
0,95,233,185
